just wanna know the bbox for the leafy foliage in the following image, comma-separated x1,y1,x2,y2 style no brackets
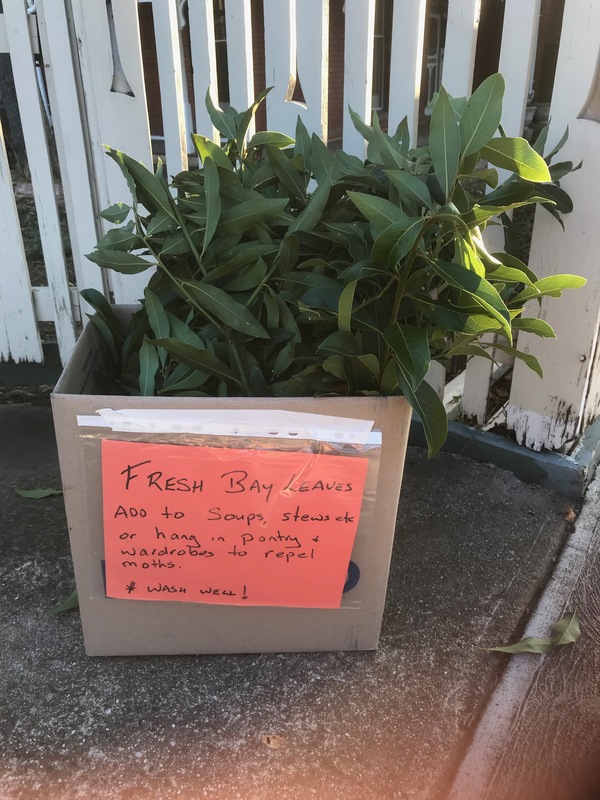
85,76,584,455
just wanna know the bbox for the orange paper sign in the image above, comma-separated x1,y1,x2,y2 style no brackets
101,440,369,608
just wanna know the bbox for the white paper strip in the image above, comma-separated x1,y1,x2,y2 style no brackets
77,408,380,444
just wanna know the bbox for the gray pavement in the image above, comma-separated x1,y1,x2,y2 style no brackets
0,403,585,799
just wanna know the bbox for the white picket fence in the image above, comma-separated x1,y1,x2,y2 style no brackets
1,0,599,453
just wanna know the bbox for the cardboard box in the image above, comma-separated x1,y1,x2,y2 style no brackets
52,319,411,655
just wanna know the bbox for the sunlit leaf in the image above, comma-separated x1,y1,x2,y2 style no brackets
460,73,504,157
512,318,556,338
551,610,581,646
481,137,552,182
487,637,554,654
513,274,587,304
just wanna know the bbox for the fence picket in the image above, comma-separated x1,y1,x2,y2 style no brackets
342,0,376,157
262,0,328,139
151,0,188,175
497,0,541,136
296,0,329,139
388,0,427,143
263,1,297,135
36,0,105,318
188,0,218,141
4,0,76,364
224,0,255,130
506,2,600,450
69,0,153,305
0,119,43,363
442,0,481,97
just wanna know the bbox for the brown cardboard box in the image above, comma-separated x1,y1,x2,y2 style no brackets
51,320,411,655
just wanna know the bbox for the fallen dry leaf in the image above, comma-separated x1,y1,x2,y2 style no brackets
260,734,287,750
564,508,577,523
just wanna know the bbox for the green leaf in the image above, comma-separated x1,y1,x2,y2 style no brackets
105,148,176,219
429,86,461,201
338,280,357,332
165,312,206,349
99,202,131,224
217,198,288,235
459,168,498,188
464,199,550,227
191,134,234,171
429,261,512,341
86,249,153,275
386,170,433,210
398,374,448,457
372,113,407,170
202,157,221,254
16,488,63,499
380,358,401,394
236,86,272,148
144,287,170,341
455,237,485,277
294,117,313,164
489,252,539,283
311,133,336,184
288,180,331,234
512,274,587,304
317,331,359,357
273,294,301,343
484,264,536,286
551,611,581,646
347,191,406,228
492,343,543,378
205,89,237,140
161,368,209,393
150,338,240,386
372,218,424,266
348,106,375,143
139,339,159,395
146,209,178,236
488,611,581,654
383,323,430,390
179,280,269,338
460,73,504,157
50,589,79,616
414,297,501,335
266,144,307,199
512,317,556,338
247,131,295,150
80,288,122,330
276,235,300,274
87,314,118,361
221,258,267,291
445,342,497,362
487,637,554,654
480,138,552,182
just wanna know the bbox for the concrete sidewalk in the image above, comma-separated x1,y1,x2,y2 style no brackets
0,402,592,799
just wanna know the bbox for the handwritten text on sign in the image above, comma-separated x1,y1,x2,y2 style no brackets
101,440,369,607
